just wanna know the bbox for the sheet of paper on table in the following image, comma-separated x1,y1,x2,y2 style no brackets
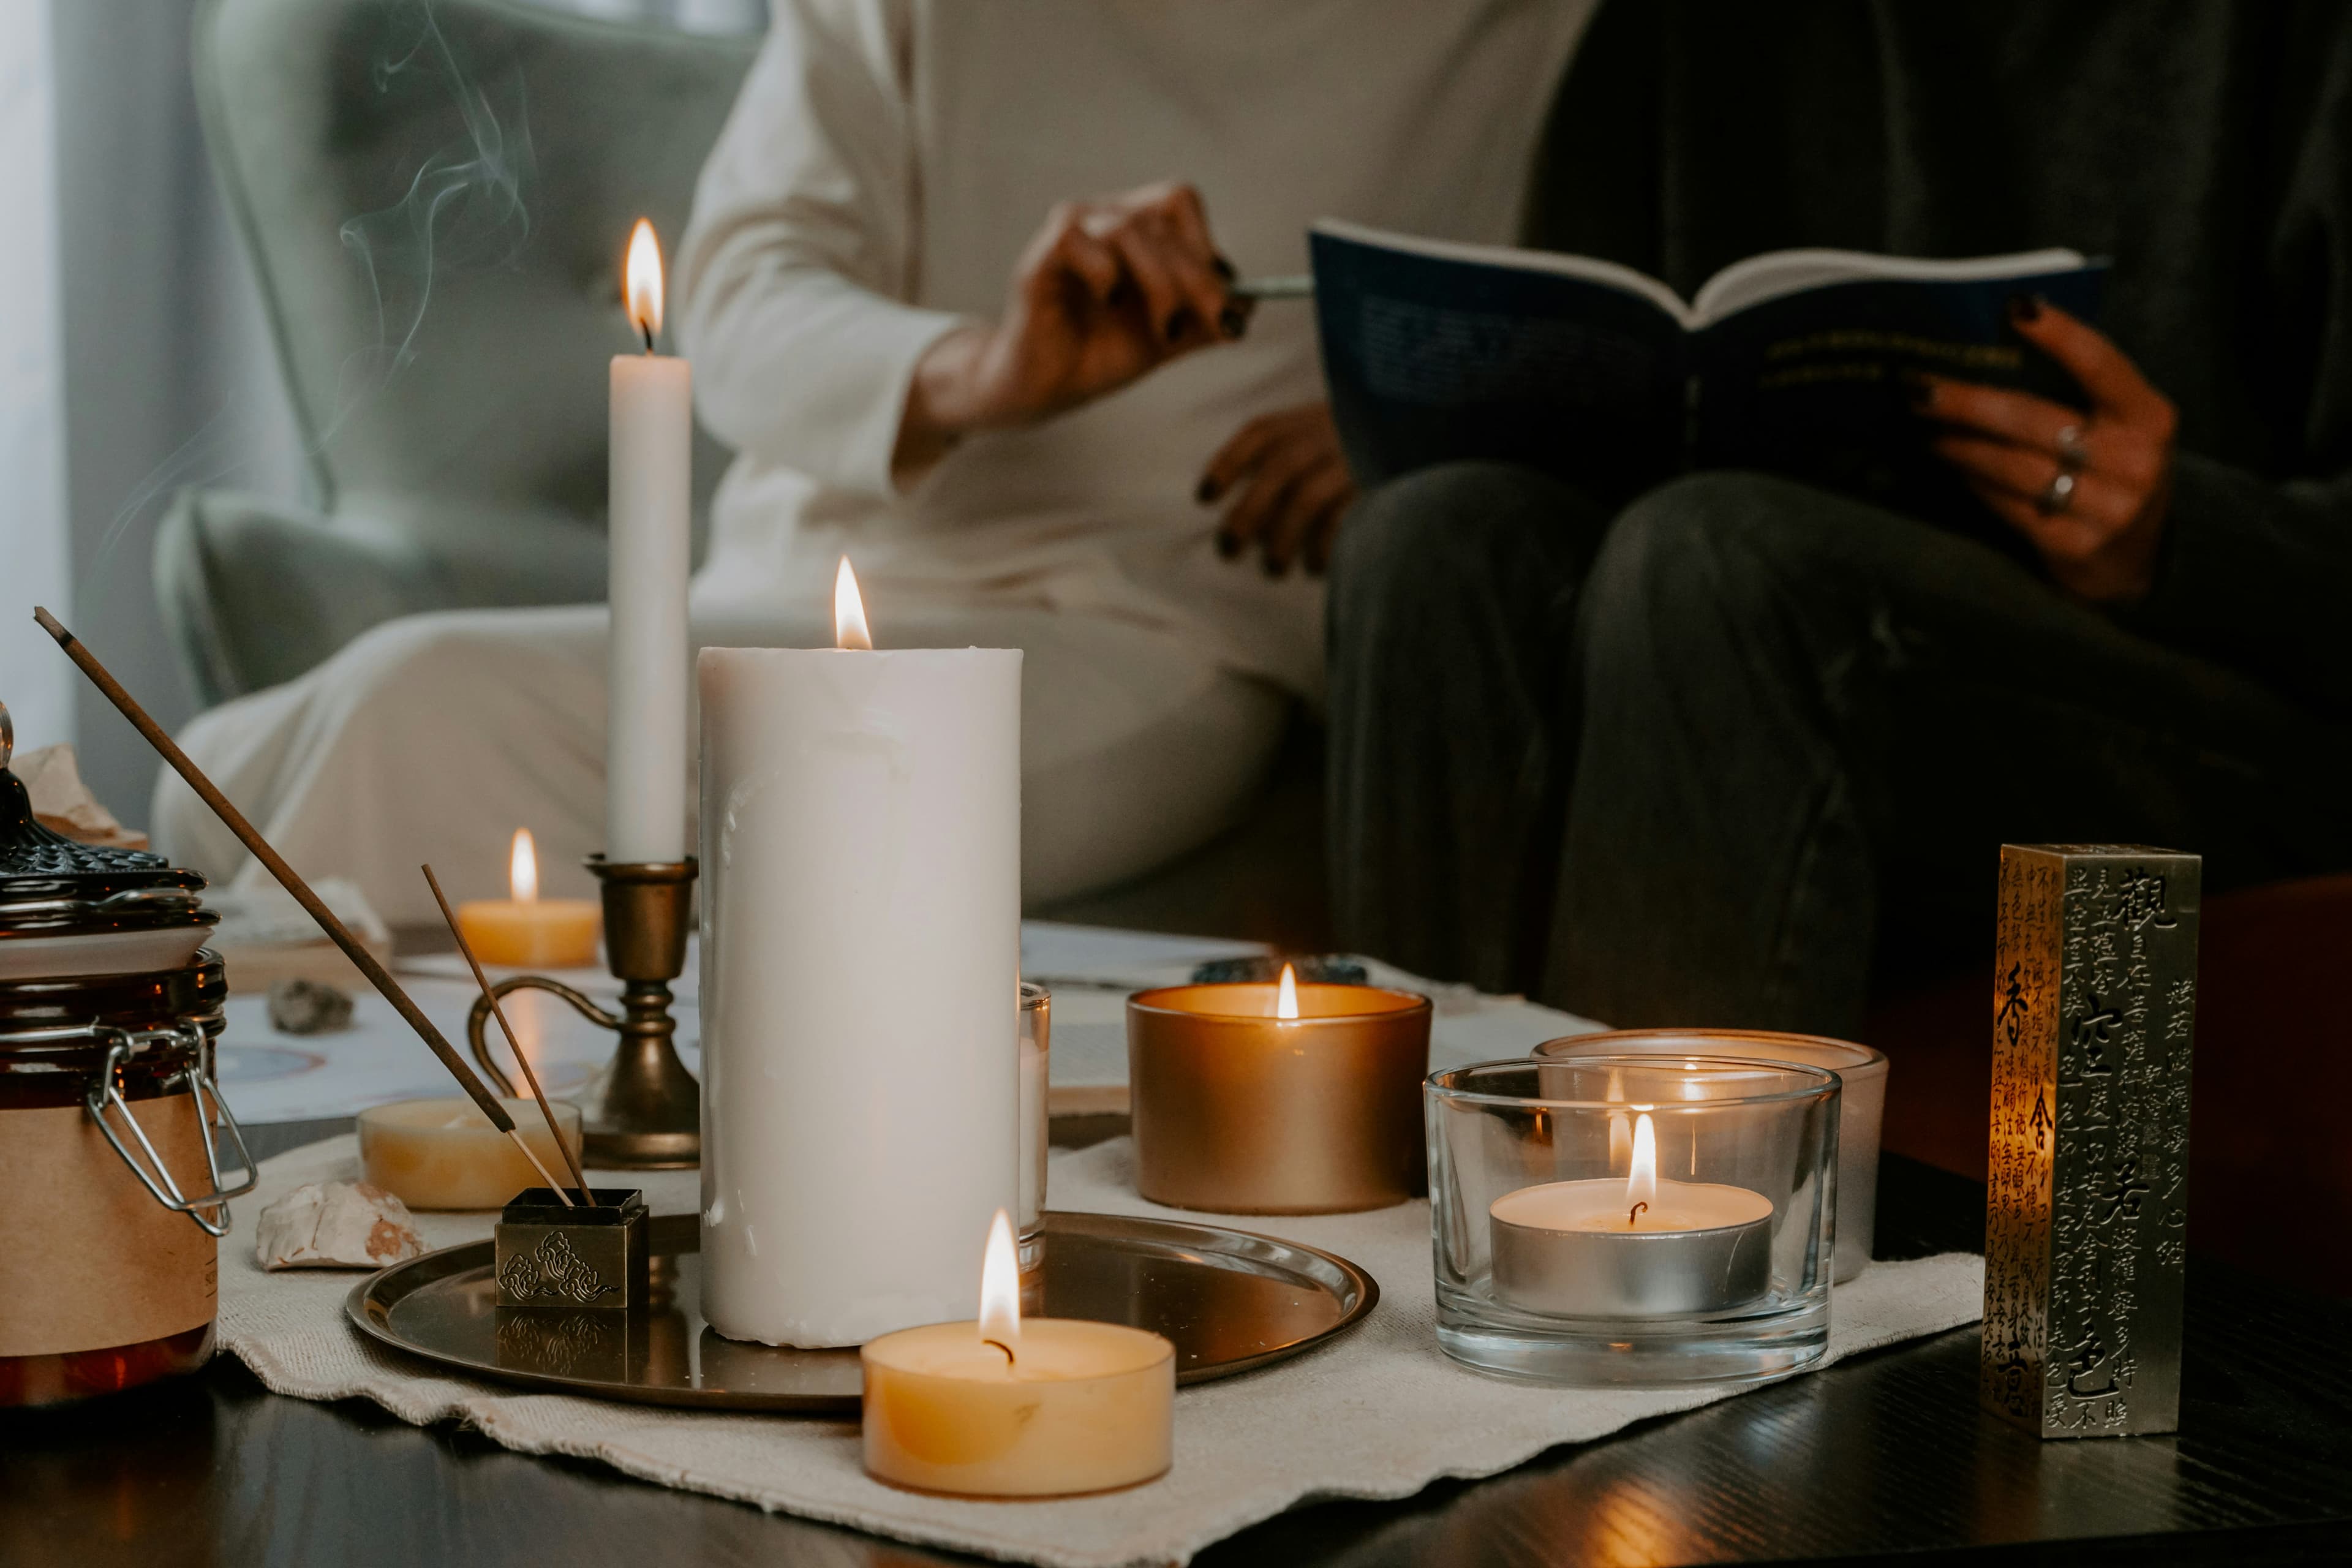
215,922,1604,1125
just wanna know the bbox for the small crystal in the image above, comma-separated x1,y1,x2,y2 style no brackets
255,1180,425,1270
268,976,353,1035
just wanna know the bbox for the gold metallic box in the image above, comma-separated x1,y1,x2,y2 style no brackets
1983,845,2196,1438
495,1187,650,1310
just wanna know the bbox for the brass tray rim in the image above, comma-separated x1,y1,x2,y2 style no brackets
344,1207,1379,1415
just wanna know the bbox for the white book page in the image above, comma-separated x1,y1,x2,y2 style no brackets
1311,217,1695,327
1690,247,2087,327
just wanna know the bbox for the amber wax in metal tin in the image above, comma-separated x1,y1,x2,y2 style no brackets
1983,845,2196,1439
1127,982,1431,1214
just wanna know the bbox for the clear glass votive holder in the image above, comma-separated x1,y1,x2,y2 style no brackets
1534,1030,1887,1283
1427,1057,1840,1387
1020,981,1049,1245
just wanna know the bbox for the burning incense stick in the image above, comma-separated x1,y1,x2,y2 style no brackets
421,862,593,1205
32,605,575,1205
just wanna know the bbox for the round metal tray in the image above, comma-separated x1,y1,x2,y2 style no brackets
346,1210,1378,1414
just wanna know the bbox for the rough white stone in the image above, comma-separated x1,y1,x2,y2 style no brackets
255,1180,426,1270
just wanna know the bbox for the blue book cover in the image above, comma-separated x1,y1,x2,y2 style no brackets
1310,220,2106,526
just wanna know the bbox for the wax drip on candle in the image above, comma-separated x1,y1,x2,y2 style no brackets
978,1207,1020,1364
1275,962,1299,1020
625,218,662,353
1627,1112,1659,1227
834,556,873,650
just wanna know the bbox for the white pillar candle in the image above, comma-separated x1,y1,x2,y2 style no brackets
698,564,1022,1346
606,219,691,864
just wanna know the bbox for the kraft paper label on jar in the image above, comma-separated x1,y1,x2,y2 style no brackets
0,1095,218,1358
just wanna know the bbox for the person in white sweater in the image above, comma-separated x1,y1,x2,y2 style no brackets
156,0,1592,922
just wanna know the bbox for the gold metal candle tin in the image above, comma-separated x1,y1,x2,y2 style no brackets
1126,982,1431,1214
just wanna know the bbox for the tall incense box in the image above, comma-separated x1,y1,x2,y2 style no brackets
1982,845,2197,1438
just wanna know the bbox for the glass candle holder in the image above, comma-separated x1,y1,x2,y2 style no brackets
1019,982,1049,1243
1427,1057,1839,1387
1127,981,1430,1213
1534,1030,1887,1283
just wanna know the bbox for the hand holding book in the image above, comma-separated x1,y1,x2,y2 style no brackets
1915,298,2176,604
1308,221,2113,541
1197,402,1356,578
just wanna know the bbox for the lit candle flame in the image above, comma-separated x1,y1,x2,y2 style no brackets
509,827,540,905
834,556,873,650
625,219,663,349
1627,1112,1657,1224
1275,962,1299,1020
977,1207,1020,1362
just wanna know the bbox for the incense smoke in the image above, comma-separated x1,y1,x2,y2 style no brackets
323,0,534,438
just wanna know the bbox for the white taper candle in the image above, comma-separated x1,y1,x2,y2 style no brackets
606,219,691,864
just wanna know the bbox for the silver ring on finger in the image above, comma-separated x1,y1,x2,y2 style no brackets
2035,468,2078,516
2054,423,2090,472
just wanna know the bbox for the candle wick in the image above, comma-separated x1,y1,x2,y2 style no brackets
639,320,655,354
1627,1200,1648,1229
982,1336,1016,1366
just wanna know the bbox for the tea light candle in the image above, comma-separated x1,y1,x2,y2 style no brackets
456,829,600,968
1491,1114,1773,1317
862,1212,1174,1497
358,1096,585,1211
1127,965,1430,1214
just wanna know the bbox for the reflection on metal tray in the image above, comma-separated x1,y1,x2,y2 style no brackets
346,1209,1378,1414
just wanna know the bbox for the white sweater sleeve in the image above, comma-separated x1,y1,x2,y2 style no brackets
676,0,967,499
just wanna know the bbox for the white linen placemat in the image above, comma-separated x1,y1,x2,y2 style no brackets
219,1136,1983,1567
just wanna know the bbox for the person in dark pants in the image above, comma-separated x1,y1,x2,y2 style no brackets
1326,2,2352,1036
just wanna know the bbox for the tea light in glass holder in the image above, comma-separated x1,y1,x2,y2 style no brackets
1534,1029,1888,1283
1126,965,1431,1213
861,1211,1174,1498
1426,1057,1839,1385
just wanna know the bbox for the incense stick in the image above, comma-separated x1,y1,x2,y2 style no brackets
31,606,544,1160
502,1127,575,1204
422,863,593,1205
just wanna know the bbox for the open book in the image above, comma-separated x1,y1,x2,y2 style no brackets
1309,219,2106,521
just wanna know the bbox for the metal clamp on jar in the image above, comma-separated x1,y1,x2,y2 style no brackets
0,702,255,1407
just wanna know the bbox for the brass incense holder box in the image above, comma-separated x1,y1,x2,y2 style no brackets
495,1187,651,1310
1128,981,1430,1215
1982,844,2197,1439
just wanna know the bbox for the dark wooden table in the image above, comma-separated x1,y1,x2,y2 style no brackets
4,1140,2348,1567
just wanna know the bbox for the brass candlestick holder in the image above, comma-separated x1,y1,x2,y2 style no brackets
467,856,699,1169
